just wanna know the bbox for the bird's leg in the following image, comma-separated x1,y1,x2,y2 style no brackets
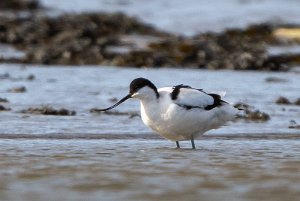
176,141,180,148
191,135,196,149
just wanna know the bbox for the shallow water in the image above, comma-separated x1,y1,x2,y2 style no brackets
0,64,300,200
0,139,300,201
0,64,299,136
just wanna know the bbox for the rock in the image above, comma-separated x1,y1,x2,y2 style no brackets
294,98,300,105
244,109,270,122
234,102,270,122
0,0,40,10
276,96,292,104
0,104,10,111
108,98,118,102
0,98,9,102
0,11,300,70
236,109,270,122
289,125,300,129
233,102,251,110
0,73,10,79
21,106,76,116
26,74,35,80
275,97,300,105
265,77,288,83
7,86,26,93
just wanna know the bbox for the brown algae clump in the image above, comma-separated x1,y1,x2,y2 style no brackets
0,104,10,111
294,98,300,105
0,0,41,10
0,98,9,103
1,10,300,70
21,106,76,116
275,97,300,105
7,86,27,93
234,102,270,122
276,96,292,105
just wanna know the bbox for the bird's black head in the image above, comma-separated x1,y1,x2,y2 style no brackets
96,77,159,112
129,77,159,98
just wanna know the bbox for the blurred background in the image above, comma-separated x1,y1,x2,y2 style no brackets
40,0,300,34
0,1,300,201
1,0,300,69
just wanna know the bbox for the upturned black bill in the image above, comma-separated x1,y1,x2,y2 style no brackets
97,94,132,111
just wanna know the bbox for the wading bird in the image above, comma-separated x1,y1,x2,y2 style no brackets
98,78,238,149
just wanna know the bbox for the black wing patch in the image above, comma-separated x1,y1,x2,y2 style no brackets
204,93,227,110
171,84,191,100
176,104,202,110
171,84,227,110
171,84,203,100
176,93,228,110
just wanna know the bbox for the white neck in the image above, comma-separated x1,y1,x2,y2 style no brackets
133,86,159,102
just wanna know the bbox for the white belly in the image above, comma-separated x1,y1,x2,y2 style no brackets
141,102,237,141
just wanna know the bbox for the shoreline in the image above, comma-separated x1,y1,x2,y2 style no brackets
1,1,300,70
0,133,299,140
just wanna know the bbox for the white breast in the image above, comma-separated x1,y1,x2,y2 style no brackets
139,87,237,141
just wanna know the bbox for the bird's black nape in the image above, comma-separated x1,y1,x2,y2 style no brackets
129,78,159,98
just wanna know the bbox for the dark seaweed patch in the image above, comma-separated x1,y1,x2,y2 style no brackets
21,106,76,116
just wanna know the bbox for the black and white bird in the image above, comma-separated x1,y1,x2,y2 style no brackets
98,78,238,149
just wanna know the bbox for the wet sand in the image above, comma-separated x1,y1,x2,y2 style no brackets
0,138,299,201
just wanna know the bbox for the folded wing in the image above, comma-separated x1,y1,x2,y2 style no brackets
170,85,226,110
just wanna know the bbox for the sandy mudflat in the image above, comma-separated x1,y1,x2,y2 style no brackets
0,138,299,201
